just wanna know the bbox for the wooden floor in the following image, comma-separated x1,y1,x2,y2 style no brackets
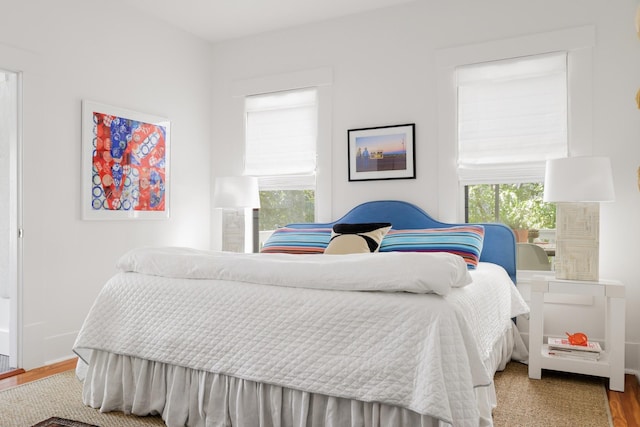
0,358,77,391
1,358,639,426
608,374,640,427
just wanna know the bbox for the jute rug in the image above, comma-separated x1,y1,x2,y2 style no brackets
0,371,164,427
0,362,612,426
493,362,612,426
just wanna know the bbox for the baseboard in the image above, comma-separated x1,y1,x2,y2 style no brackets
44,330,79,366
626,368,640,378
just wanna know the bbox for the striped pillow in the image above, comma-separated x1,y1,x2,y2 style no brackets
379,225,485,269
261,227,332,254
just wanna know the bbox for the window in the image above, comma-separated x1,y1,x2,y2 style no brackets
244,88,318,239
436,27,595,273
436,26,595,222
457,53,566,235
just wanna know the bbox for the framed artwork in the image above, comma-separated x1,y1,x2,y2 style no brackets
81,100,170,220
348,123,415,181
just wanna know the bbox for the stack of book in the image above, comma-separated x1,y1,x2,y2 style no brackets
547,337,603,361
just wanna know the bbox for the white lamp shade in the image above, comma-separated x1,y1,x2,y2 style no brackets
212,176,260,208
543,156,615,202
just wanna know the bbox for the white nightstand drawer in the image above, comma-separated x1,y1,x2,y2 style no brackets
548,281,605,296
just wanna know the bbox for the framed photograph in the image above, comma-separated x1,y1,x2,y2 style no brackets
81,100,170,220
348,123,415,181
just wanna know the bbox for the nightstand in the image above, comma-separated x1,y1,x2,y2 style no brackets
528,276,625,392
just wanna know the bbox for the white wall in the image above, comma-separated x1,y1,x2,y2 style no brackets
210,1,640,372
0,0,213,369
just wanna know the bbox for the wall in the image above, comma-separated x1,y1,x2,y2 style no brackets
0,0,213,369
210,1,640,372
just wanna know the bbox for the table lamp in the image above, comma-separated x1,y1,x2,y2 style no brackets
212,176,261,253
543,156,615,281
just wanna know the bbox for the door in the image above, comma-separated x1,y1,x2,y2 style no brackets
0,69,19,373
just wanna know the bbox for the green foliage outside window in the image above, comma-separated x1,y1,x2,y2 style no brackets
259,190,315,230
467,183,556,230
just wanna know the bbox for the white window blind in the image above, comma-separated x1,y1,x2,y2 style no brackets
457,52,568,184
245,88,317,190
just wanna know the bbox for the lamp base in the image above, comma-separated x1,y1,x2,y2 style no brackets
554,202,599,281
252,208,260,253
221,208,259,253
221,209,245,252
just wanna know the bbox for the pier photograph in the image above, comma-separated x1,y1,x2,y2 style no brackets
348,123,415,181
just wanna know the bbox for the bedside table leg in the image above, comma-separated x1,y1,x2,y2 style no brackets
528,288,544,380
607,296,625,392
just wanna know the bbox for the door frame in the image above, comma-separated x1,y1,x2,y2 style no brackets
10,70,23,370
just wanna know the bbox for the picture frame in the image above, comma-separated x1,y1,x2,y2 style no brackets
348,123,415,181
81,100,170,220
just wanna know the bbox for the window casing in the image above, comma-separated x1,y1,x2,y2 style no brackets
435,26,595,226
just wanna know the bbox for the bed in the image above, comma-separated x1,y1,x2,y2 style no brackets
73,200,529,427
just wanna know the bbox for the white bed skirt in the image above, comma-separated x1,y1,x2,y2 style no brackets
78,323,526,427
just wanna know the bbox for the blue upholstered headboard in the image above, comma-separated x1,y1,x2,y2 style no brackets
287,200,517,284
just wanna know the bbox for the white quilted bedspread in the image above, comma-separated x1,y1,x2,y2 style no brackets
74,253,528,426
